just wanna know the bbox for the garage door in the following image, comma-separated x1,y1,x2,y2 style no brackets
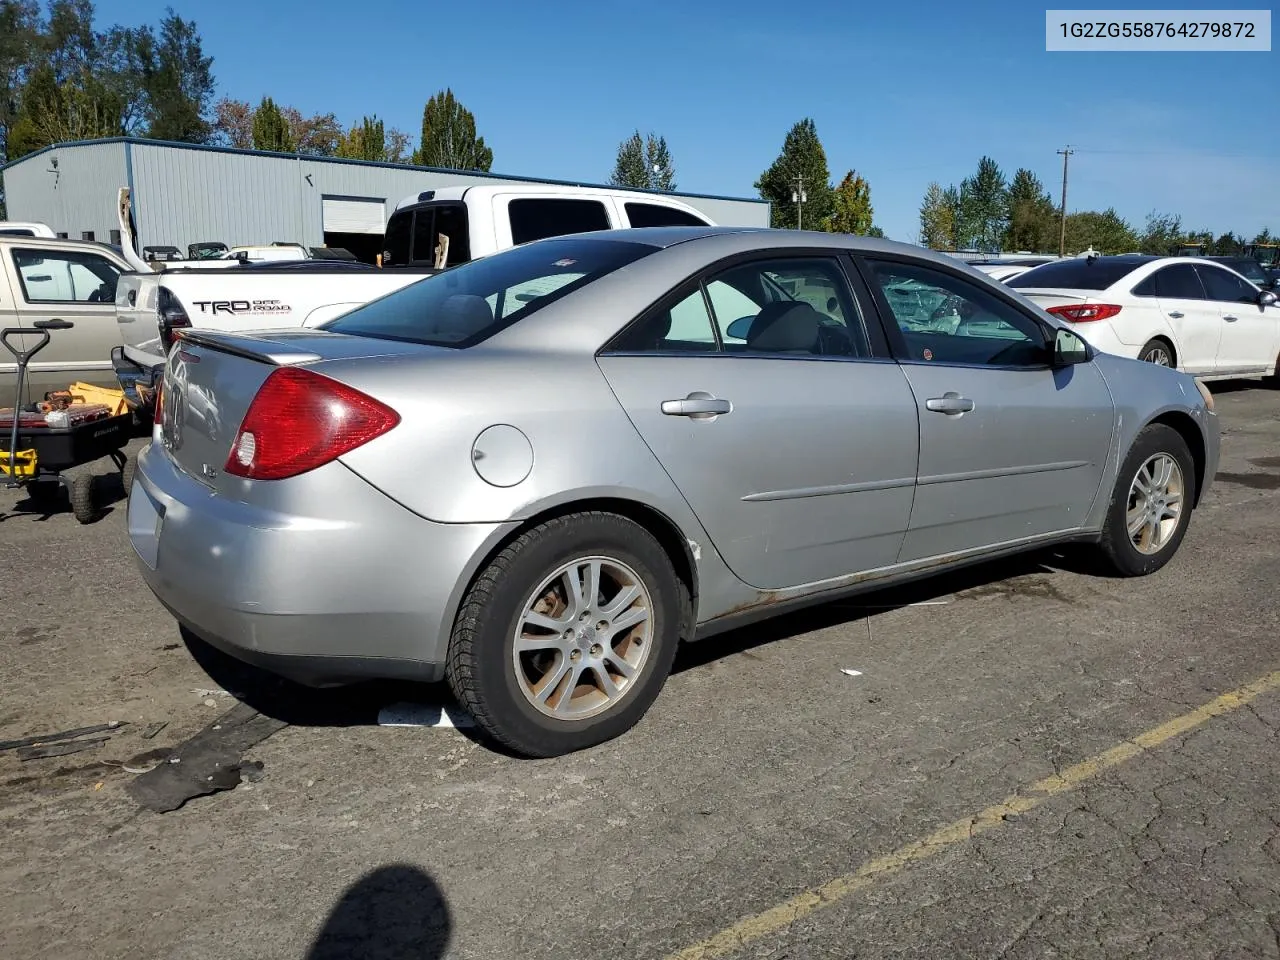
321,197,386,235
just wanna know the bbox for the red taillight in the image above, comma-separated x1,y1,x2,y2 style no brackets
1044,303,1122,323
223,367,400,481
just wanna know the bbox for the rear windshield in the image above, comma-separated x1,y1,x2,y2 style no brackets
322,238,656,348
1008,259,1141,290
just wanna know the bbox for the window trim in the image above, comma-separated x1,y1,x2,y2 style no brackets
9,247,122,306
852,251,1061,372
598,248,888,362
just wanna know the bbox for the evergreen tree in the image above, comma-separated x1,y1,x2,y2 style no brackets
918,182,955,249
823,170,873,235
755,118,833,229
251,96,294,152
413,88,492,171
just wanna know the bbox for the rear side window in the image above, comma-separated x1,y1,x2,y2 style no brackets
1008,258,1141,291
323,238,656,348
382,210,412,265
624,202,709,228
508,199,612,245
1133,264,1205,299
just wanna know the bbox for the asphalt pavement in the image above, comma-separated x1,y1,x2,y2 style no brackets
2,382,1279,960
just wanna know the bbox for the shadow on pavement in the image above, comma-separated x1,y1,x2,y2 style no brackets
306,864,452,960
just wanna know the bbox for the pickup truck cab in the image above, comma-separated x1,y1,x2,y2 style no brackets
381,184,714,267
1,235,132,400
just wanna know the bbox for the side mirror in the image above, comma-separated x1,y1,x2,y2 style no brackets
725,316,755,341
1052,327,1089,365
1259,289,1278,307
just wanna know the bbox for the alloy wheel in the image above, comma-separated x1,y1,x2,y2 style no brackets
1126,453,1185,555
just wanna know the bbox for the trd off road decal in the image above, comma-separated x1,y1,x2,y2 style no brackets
190,299,293,316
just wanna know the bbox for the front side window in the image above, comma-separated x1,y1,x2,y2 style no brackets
1198,265,1259,304
867,259,1046,367
508,199,612,245
323,238,656,348
11,249,121,303
609,256,870,358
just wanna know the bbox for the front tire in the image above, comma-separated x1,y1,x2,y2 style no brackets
446,512,682,757
1096,424,1196,577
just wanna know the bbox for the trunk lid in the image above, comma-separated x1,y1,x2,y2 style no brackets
1015,288,1096,313
158,329,427,492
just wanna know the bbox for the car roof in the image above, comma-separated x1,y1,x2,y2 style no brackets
394,183,713,212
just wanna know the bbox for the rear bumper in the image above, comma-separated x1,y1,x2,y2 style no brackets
128,441,517,686
111,344,163,411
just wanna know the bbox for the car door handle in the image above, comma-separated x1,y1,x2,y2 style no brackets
1167,311,1185,319
925,393,975,415
1224,314,1238,322
661,396,732,417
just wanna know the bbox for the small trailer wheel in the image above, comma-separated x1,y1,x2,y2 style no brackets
69,472,97,524
121,453,137,495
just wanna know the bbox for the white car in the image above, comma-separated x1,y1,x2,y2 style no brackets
1009,255,1280,381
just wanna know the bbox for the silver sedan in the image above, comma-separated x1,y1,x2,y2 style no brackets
128,227,1219,757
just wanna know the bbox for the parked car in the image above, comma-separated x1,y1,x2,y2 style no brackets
111,183,719,417
129,227,1219,757
0,234,132,399
1205,255,1279,290
1008,255,1280,381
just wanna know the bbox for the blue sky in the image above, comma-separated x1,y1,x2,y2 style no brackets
97,0,1278,242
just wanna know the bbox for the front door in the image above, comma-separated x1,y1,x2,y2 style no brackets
1197,263,1280,375
597,254,920,591
9,245,125,396
860,256,1115,562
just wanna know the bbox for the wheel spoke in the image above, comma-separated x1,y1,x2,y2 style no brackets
516,631,567,653
606,605,649,637
534,658,573,705
1126,505,1147,538
523,610,570,633
1144,517,1161,548
605,653,636,680
600,583,641,619
551,665,584,716
593,665,621,700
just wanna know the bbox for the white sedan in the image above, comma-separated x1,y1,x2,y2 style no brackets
1009,255,1280,382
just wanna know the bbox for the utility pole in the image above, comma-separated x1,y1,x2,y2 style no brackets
1057,145,1074,257
792,175,807,230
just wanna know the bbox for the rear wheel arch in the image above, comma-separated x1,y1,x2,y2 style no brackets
1146,411,1206,507
1139,336,1177,367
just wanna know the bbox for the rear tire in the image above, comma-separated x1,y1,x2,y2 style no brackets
1096,424,1195,577
69,472,97,524
121,453,137,495
1138,338,1175,367
446,512,682,758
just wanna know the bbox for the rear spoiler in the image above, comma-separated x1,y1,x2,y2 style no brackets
176,330,324,366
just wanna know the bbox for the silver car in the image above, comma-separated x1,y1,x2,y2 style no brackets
128,228,1219,757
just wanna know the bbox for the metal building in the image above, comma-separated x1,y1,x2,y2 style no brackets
1,138,771,261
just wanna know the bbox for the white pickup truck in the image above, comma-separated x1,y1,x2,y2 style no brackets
111,183,716,411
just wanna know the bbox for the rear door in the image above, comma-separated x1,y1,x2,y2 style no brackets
1131,263,1222,373
1196,263,1280,375
597,252,919,591
859,255,1114,562
7,245,125,394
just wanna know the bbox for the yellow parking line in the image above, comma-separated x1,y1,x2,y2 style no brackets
666,668,1280,960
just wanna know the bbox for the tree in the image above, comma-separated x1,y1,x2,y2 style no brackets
823,170,873,235
251,96,294,152
957,156,1008,250
1212,231,1244,256
281,105,339,156
1004,168,1057,252
755,118,833,230
1063,208,1138,254
385,127,412,163
609,129,677,190
610,130,647,188
413,87,492,171
135,8,214,142
1139,211,1183,255
918,182,955,249
335,114,393,161
213,96,252,148
1251,228,1273,245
